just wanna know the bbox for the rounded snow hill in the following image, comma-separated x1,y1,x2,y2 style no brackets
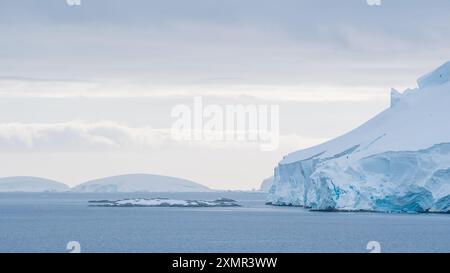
0,176,69,192
72,174,211,193
259,176,274,192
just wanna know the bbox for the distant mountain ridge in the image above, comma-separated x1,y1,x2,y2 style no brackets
0,174,210,193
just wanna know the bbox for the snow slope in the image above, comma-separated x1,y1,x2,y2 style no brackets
72,174,210,193
0,176,69,192
268,61,450,213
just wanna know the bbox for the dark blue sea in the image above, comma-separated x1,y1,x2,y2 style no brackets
1,192,449,253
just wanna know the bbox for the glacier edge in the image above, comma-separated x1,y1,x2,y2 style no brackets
268,143,450,213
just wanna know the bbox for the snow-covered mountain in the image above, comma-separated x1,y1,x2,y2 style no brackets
0,176,69,192
259,176,274,192
268,61,450,213
72,174,211,193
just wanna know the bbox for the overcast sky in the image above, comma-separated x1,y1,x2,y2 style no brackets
0,0,449,189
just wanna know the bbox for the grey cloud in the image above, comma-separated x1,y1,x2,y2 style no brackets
0,0,449,86
0,121,168,152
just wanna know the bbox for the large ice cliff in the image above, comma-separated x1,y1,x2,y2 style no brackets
268,61,450,213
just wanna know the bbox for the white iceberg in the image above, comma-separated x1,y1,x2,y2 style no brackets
268,61,450,213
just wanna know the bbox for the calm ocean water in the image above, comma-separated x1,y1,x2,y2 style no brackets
0,192,449,253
